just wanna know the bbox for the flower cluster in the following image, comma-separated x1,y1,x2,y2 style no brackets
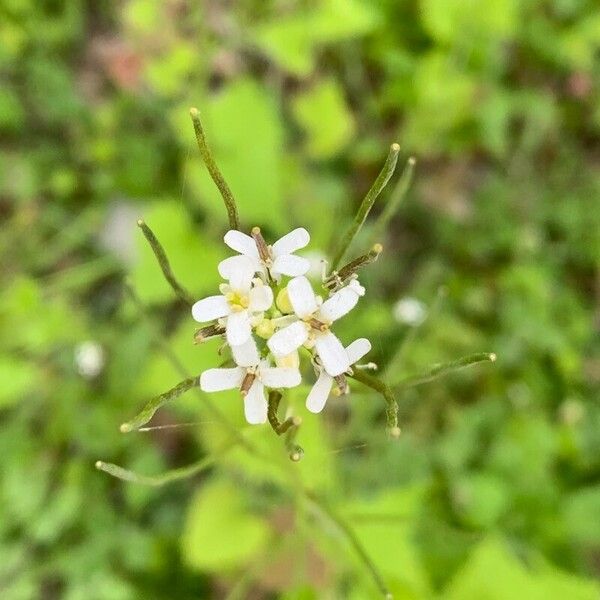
192,227,371,424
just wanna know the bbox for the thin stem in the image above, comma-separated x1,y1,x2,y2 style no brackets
384,285,447,381
189,107,240,230
348,369,400,436
267,391,304,460
372,156,416,240
396,352,497,388
306,492,393,599
123,282,265,459
137,220,194,305
95,455,215,487
120,376,199,433
331,143,400,270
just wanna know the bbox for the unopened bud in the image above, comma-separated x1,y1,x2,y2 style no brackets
276,287,293,314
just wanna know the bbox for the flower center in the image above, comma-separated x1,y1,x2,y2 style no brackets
306,317,329,332
225,291,249,312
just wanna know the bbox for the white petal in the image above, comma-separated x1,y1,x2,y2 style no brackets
200,367,244,392
267,321,308,356
231,337,260,367
306,371,334,413
192,295,230,322
315,331,350,376
249,284,273,312
226,310,252,346
244,380,267,424
346,338,372,365
218,255,261,280
260,367,301,388
271,254,310,277
272,227,310,256
287,276,318,318
227,258,254,294
318,288,359,323
223,230,259,258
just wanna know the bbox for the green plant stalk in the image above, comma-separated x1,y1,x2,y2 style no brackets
95,456,215,486
396,352,496,388
384,285,447,381
305,492,393,599
190,107,240,230
267,390,304,460
120,376,199,433
137,220,194,305
348,369,399,434
372,156,416,240
331,143,400,270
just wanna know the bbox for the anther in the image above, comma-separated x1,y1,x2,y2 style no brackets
334,374,349,394
194,323,225,344
239,372,256,396
308,317,328,332
251,226,271,262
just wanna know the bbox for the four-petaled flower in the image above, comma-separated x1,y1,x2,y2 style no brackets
306,338,371,414
193,227,371,425
192,259,273,346
219,228,311,282
200,337,301,424
267,276,361,377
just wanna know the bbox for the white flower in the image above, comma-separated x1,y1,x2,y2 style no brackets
218,228,311,281
191,258,273,346
267,276,361,377
306,338,372,413
199,337,301,424
393,297,427,326
74,341,105,378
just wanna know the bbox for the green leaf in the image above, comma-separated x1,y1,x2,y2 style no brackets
185,79,288,230
563,485,600,545
292,80,356,159
443,537,536,600
254,0,378,76
0,356,38,407
181,479,270,571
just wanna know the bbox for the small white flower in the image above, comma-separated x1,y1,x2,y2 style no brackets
306,338,371,413
74,341,105,378
393,297,427,326
191,257,273,346
267,276,361,377
218,228,311,281
200,337,301,424
346,278,366,297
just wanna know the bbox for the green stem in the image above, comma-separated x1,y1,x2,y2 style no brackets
306,492,393,599
189,107,240,230
331,143,400,270
372,156,416,240
348,369,400,435
137,220,194,305
120,376,199,433
267,391,304,460
396,352,497,388
95,455,215,487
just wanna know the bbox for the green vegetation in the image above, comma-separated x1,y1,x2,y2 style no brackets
1,1,599,598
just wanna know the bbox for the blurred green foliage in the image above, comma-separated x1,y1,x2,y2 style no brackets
1,0,599,598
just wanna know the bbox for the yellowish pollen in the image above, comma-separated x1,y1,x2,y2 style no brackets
255,318,275,339
226,291,249,312
331,387,342,397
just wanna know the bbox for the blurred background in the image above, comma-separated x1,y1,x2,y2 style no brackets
1,0,600,598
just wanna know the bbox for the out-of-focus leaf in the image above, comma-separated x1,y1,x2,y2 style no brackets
0,356,39,407
184,79,288,230
292,79,356,159
254,0,379,76
181,479,270,571
563,485,600,545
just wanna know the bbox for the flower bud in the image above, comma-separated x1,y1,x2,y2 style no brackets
276,287,293,314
